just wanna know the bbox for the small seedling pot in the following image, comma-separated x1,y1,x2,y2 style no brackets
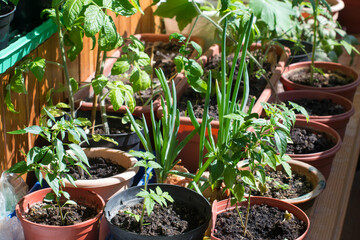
104,184,211,240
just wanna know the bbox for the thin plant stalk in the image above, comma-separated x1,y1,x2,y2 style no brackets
55,6,75,119
309,0,319,85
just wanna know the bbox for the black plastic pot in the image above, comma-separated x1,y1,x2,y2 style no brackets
0,3,16,50
276,39,312,64
77,111,142,152
104,184,211,240
11,0,51,33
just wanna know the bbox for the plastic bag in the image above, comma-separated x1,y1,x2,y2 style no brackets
0,216,25,240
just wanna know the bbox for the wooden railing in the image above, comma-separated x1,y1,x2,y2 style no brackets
0,0,159,172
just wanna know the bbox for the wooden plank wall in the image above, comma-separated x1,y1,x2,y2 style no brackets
0,0,159,172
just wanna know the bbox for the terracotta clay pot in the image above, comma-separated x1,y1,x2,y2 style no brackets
65,148,138,202
301,0,345,21
16,188,104,240
288,119,342,179
156,43,289,173
211,197,310,240
280,61,360,101
277,90,355,139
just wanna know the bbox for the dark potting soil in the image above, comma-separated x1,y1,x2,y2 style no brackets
68,157,126,180
286,67,354,88
111,202,205,236
286,127,335,154
0,2,14,15
251,169,313,199
286,98,346,116
214,204,307,240
25,202,98,226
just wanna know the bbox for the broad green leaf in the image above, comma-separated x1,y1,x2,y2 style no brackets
129,0,143,14
56,102,71,109
6,161,28,174
187,75,207,93
44,192,55,202
45,173,60,197
84,5,105,37
154,0,199,31
186,59,203,77
109,89,124,111
62,191,71,200
144,196,155,215
173,56,185,72
92,75,108,95
130,69,151,92
112,0,137,16
92,134,119,145
137,52,151,66
274,129,288,155
69,144,89,167
98,16,121,51
233,184,245,202
24,126,43,134
64,26,84,61
147,161,162,169
29,57,46,81
129,35,145,51
26,147,44,165
63,0,85,28
65,174,77,187
281,155,292,177
68,129,81,143
10,70,26,94
136,189,149,198
55,139,64,162
223,165,236,189
249,0,295,31
111,59,130,75
209,160,224,184
241,170,257,189
169,33,186,42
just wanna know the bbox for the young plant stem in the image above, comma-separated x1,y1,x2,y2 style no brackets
91,47,104,134
310,0,319,85
184,15,200,47
57,196,65,225
55,7,75,119
139,166,149,230
235,204,245,229
244,188,252,237
99,51,109,134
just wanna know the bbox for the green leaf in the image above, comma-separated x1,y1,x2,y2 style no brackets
147,161,162,169
112,0,137,16
154,0,198,31
64,200,77,205
55,139,64,162
109,89,124,111
130,69,151,92
65,174,77,187
44,192,55,202
63,0,85,28
6,161,28,174
209,160,224,184
173,56,185,72
169,33,186,42
249,0,295,31
69,144,89,167
84,5,105,37
223,165,236,189
190,41,202,59
24,126,43,134
111,58,130,75
92,75,108,95
129,0,143,14
29,57,46,81
274,129,288,155
220,0,230,11
69,77,79,93
10,69,26,94
64,26,84,61
144,195,155,216
26,147,44,165
233,184,245,202
186,59,203,77
92,134,119,146
45,173,60,197
137,52,151,66
98,16,121,51
241,170,257,189
5,85,18,113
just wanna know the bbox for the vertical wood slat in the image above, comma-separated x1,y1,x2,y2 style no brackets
0,2,158,172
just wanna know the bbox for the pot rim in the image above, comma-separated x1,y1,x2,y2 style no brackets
16,187,104,229
0,5,16,18
282,61,360,91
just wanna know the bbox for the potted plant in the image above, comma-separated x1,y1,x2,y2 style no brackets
7,108,105,240
276,90,355,139
285,118,342,179
280,0,360,102
103,156,211,239
0,0,17,50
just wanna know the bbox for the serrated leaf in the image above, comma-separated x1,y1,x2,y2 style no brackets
154,0,198,31
63,0,85,28
112,59,130,75
144,196,155,216
92,75,108,95
29,57,46,81
84,5,105,37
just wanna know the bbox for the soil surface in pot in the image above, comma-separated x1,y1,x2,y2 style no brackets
286,127,335,154
111,202,205,236
286,67,353,88
286,98,345,116
25,202,98,226
68,157,126,180
178,51,275,119
0,2,14,15
250,169,313,199
91,122,132,134
214,204,307,240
